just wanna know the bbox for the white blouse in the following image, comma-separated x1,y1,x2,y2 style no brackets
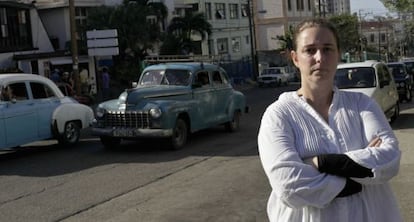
257,88,402,222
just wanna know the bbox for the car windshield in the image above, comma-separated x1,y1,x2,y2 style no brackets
387,65,407,78
335,67,376,89
139,69,190,86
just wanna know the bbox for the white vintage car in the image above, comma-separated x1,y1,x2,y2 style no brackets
257,67,289,87
0,74,94,150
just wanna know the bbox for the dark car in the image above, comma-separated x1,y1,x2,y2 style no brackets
387,62,413,102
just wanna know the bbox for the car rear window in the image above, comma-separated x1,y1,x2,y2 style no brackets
335,67,376,88
387,64,406,78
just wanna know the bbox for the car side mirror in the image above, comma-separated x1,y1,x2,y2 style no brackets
131,82,138,88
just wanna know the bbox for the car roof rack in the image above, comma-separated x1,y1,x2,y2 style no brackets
144,55,222,66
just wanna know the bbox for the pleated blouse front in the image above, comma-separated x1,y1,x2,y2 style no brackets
257,88,402,222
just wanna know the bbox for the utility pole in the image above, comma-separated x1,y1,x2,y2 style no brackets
69,0,80,95
247,0,258,80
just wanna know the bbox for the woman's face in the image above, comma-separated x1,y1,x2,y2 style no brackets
291,26,340,86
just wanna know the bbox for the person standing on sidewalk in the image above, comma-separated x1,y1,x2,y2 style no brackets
101,67,110,100
257,18,402,222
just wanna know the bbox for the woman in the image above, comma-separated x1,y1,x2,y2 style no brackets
257,18,402,222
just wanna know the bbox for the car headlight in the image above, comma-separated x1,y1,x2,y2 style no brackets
95,107,106,118
149,108,162,119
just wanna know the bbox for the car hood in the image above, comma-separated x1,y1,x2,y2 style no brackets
258,74,284,78
98,85,191,110
340,87,376,97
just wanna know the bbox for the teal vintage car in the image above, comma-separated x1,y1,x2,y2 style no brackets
92,62,249,149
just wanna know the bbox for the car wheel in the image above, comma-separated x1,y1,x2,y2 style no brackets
169,118,188,150
277,79,282,86
225,111,241,132
100,136,121,149
390,102,400,123
58,121,80,145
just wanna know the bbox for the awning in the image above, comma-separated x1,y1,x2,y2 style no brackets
49,57,89,65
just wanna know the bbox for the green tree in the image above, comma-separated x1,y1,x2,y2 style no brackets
162,12,212,55
328,14,360,54
381,0,414,13
84,1,167,83
275,14,359,54
274,25,294,51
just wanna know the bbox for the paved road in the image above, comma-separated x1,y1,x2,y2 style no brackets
0,85,413,222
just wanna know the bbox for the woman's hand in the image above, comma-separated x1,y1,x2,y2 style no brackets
369,137,382,148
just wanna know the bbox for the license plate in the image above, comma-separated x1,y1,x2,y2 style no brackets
113,129,137,137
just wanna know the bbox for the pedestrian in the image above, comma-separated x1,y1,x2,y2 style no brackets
50,69,60,83
257,18,402,222
101,67,110,100
79,68,89,94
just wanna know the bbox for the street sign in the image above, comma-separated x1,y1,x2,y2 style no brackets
87,29,119,56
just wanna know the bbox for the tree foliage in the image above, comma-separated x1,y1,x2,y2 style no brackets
275,14,360,54
162,12,212,55
83,1,167,83
328,14,360,53
381,0,414,13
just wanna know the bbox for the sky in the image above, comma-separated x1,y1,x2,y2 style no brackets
350,0,391,16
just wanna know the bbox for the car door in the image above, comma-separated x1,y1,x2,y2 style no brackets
3,81,38,147
377,64,397,112
211,69,233,123
192,71,215,128
29,81,61,138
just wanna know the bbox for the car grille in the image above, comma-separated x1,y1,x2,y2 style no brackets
104,111,151,128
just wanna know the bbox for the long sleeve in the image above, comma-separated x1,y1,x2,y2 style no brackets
258,103,345,209
343,96,401,184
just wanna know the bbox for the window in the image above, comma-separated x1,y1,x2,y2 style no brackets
212,71,223,84
0,8,7,38
287,0,292,11
0,7,32,52
370,34,375,43
241,4,248,17
217,38,228,54
215,3,226,19
75,7,88,26
308,0,311,10
297,0,304,11
30,82,55,99
245,35,250,45
8,82,28,101
229,4,239,19
205,3,212,20
381,33,386,42
232,37,241,52
195,72,210,86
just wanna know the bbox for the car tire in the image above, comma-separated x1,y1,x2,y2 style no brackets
390,102,400,123
225,110,241,132
58,121,80,145
169,118,188,150
100,136,121,149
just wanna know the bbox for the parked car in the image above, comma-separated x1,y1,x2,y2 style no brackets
335,61,400,122
92,62,249,150
386,62,413,102
0,74,94,150
257,67,289,87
